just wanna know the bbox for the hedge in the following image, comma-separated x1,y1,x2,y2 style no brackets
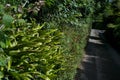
0,0,94,80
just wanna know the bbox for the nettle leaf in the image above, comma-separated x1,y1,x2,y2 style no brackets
2,14,14,27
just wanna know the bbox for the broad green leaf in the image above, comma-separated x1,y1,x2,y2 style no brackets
2,14,14,27
10,72,22,80
20,73,33,80
38,73,50,80
17,19,26,24
0,48,4,53
0,4,4,15
0,71,4,79
16,14,22,18
0,32,10,48
7,57,11,71
0,42,6,48
0,55,7,66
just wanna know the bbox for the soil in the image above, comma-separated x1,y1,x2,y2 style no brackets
75,29,120,80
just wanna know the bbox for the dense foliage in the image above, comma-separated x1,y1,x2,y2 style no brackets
102,0,120,50
0,0,95,80
0,2,64,80
91,0,120,51
0,21,64,80
42,0,94,79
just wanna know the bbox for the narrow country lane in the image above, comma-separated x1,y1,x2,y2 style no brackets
75,29,120,80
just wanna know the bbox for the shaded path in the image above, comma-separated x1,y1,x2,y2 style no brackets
75,29,120,80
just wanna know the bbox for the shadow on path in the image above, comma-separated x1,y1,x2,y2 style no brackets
75,29,120,80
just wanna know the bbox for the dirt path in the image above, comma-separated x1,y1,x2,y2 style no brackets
75,29,120,80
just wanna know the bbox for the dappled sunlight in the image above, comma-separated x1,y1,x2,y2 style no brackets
75,29,120,80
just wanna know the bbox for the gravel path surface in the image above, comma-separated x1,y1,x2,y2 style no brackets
75,29,120,80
